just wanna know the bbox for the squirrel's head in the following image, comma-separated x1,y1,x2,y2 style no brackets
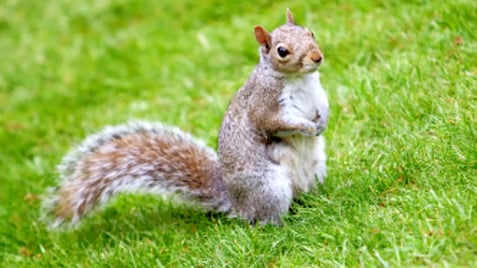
254,9,323,74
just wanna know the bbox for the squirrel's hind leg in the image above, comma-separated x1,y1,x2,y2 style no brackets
313,135,327,184
225,167,293,226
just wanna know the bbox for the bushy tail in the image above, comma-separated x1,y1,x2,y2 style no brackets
43,121,232,229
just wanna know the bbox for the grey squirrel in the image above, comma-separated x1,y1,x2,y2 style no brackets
43,10,329,228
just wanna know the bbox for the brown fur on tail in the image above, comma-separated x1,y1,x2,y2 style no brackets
43,121,232,228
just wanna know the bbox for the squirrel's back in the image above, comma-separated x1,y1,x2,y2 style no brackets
44,121,231,228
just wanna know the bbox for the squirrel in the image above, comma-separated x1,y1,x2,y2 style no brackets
42,9,329,228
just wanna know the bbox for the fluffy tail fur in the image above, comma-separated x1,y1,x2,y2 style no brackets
43,121,232,228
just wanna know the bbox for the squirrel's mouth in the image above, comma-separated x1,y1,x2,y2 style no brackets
300,63,319,73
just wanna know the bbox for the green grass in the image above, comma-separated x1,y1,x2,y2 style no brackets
1,0,476,266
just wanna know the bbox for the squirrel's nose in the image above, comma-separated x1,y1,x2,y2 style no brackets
311,51,323,64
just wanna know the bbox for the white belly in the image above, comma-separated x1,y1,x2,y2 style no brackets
271,72,329,195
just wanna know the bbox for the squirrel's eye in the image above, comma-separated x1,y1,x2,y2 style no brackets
277,46,290,58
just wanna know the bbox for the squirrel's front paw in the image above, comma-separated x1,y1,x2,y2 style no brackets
314,122,326,136
312,110,327,136
300,122,321,136
303,125,317,136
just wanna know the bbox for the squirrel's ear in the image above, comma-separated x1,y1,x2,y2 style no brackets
286,8,295,25
254,26,271,53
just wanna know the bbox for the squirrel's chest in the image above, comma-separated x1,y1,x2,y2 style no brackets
279,73,329,121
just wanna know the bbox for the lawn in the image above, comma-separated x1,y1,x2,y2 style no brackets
1,0,476,266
